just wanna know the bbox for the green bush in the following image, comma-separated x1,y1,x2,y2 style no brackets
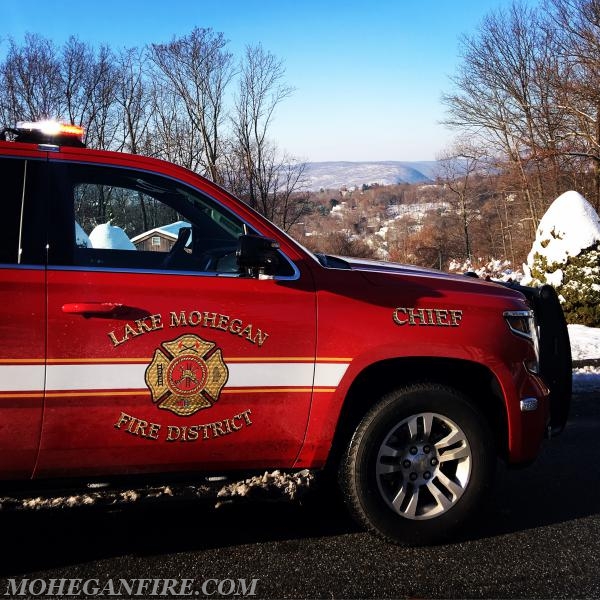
523,191,600,326
527,245,600,326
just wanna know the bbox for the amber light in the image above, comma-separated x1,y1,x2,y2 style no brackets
17,120,84,140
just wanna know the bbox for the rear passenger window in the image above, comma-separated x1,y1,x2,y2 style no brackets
0,157,45,265
0,158,24,264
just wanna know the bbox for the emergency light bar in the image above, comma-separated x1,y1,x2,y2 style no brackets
2,120,85,147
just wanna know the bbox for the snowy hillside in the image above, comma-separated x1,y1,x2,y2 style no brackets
304,161,435,191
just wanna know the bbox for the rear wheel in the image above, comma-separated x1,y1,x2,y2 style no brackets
339,383,495,545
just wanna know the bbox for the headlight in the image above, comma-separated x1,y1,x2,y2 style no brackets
504,310,540,373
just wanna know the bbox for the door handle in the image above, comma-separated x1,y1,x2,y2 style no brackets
62,302,124,316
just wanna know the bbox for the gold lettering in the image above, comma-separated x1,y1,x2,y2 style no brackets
393,307,463,328
229,318,243,334
239,409,253,426
407,307,426,326
114,412,131,429
188,311,202,326
203,312,218,327
108,330,126,347
217,314,230,331
123,323,141,341
109,314,163,347
393,307,408,325
240,324,254,342
166,425,181,441
147,422,161,440
210,421,227,437
186,425,199,441
253,329,269,347
449,309,463,326
132,418,149,437
149,313,163,330
434,309,450,326
170,311,187,328
126,417,138,434
111,311,268,348
135,318,153,334
114,410,253,442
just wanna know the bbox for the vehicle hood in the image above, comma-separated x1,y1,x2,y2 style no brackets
327,255,525,301
340,256,452,277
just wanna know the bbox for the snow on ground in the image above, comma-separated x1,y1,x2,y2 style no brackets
216,469,314,505
573,365,600,392
0,472,316,511
570,324,600,361
569,324,600,392
448,258,523,282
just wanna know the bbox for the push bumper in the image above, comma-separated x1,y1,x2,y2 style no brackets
502,282,572,435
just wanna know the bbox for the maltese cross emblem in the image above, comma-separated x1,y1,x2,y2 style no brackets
145,334,229,416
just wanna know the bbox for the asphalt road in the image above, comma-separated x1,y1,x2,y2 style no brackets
1,391,599,599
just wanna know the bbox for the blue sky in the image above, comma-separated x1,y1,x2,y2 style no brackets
1,1,532,162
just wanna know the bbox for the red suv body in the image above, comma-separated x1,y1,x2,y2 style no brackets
0,124,571,544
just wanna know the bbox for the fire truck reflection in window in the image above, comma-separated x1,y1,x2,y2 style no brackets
61,164,245,273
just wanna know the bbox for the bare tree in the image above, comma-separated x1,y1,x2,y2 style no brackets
442,2,559,233
147,81,205,172
114,47,151,155
82,45,120,150
61,36,93,126
274,156,312,230
149,28,234,182
414,211,464,270
0,29,305,230
0,34,119,149
547,0,600,210
437,138,486,261
60,39,119,149
303,230,377,259
0,34,62,124
233,44,293,208
229,44,310,229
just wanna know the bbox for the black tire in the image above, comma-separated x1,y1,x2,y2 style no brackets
339,383,495,545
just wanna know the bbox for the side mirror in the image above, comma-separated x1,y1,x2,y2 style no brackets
237,234,280,277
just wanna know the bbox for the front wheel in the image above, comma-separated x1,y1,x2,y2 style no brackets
339,384,495,545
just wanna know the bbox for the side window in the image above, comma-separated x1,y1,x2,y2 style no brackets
0,157,45,265
52,163,246,274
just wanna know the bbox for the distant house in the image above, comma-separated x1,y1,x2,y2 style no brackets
130,220,191,252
